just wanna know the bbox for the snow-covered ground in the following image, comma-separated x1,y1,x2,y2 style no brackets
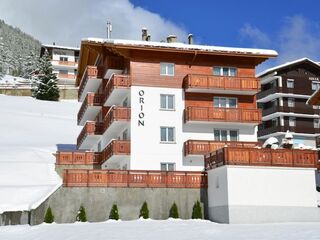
0,75,31,87
0,219,320,240
0,95,80,213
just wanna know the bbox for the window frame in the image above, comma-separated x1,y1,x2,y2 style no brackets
312,81,320,91
314,119,320,128
214,129,239,141
160,94,175,111
160,126,175,143
160,62,175,76
160,162,176,171
214,97,238,108
289,117,296,127
287,79,294,88
213,66,237,77
287,98,295,108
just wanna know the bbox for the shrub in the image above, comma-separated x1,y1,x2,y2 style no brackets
76,205,87,222
109,204,119,220
191,200,202,219
44,206,54,223
139,201,149,219
169,202,179,219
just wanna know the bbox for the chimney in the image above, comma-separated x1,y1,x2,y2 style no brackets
106,21,112,39
188,34,193,45
167,35,177,43
142,28,148,41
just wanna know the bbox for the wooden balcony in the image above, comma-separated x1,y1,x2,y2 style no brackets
183,74,260,95
77,121,104,149
205,147,318,170
78,66,105,101
56,151,102,165
77,93,104,125
104,74,131,106
185,107,261,124
184,140,261,156
63,169,208,188
103,106,131,133
57,73,76,79
101,140,130,164
52,60,77,67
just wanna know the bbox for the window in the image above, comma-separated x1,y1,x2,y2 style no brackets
288,98,295,107
314,119,320,128
160,127,175,142
289,117,296,127
214,129,238,141
161,163,175,171
271,118,279,127
59,69,68,75
122,129,128,140
214,97,237,108
312,81,320,91
287,79,294,88
123,98,128,107
160,63,174,76
59,56,68,62
160,94,175,110
213,66,237,77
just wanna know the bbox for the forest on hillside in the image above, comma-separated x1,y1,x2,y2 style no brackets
0,19,41,78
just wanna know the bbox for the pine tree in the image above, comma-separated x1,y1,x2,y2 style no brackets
32,49,59,101
44,206,54,223
169,202,179,219
76,205,87,222
191,200,202,219
109,204,119,220
139,201,149,219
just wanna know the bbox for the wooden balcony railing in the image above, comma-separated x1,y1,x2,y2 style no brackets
77,121,104,148
78,66,105,101
104,74,131,103
56,151,102,165
52,60,77,66
183,74,260,92
63,169,208,188
185,107,261,123
104,106,131,132
57,73,76,79
184,140,262,155
77,93,104,124
205,147,318,170
101,140,130,164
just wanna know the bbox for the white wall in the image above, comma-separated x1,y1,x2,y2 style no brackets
130,86,258,171
52,49,76,62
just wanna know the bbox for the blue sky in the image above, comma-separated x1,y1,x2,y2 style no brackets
0,0,319,70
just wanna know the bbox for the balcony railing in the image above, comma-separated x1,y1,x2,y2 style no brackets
184,140,261,156
104,74,131,104
205,147,318,170
262,105,320,117
103,106,131,132
101,140,130,164
52,60,77,66
185,107,261,123
183,74,260,92
78,66,105,101
57,73,76,79
77,121,104,148
77,93,104,125
257,86,314,100
258,125,320,137
63,169,208,188
56,151,102,165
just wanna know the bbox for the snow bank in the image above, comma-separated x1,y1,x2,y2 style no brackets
0,219,320,240
0,95,80,213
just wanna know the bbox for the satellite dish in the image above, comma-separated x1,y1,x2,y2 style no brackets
263,137,279,148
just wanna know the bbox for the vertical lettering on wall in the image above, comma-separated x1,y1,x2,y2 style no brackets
138,90,145,126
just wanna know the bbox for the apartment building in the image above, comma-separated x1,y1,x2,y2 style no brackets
40,44,80,86
257,58,320,147
73,32,277,171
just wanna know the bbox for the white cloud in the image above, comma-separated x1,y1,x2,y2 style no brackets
239,24,271,48
0,0,188,47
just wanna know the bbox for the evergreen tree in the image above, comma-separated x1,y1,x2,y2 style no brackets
139,201,149,219
76,205,87,222
191,200,202,219
169,202,179,219
44,206,54,223
32,49,59,101
109,204,119,220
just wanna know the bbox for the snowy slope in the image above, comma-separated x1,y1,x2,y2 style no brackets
0,95,80,213
0,219,320,240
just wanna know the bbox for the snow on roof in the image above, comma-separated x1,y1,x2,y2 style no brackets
42,44,80,51
82,38,278,56
257,57,320,77
0,95,81,213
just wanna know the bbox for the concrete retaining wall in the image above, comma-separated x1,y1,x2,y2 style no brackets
0,87,78,99
0,186,207,225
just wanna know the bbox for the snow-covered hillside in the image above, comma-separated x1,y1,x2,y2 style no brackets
0,95,80,213
0,219,320,240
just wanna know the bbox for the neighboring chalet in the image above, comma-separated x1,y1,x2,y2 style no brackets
257,58,320,147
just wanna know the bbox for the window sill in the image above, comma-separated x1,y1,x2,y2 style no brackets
159,108,176,112
160,141,176,144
